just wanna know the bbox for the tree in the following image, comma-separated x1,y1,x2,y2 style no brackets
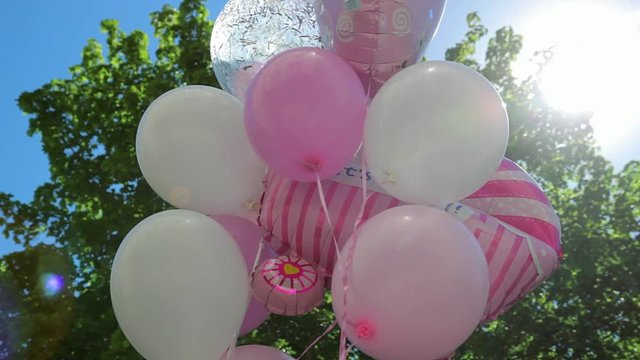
1,2,638,359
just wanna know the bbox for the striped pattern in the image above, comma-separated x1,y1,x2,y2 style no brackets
461,158,562,256
446,205,559,321
258,162,560,320
258,170,399,276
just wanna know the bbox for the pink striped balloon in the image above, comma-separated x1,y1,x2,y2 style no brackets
257,169,400,277
445,203,559,322
461,158,562,256
256,157,561,318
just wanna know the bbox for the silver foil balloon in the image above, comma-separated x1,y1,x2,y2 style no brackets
210,0,323,101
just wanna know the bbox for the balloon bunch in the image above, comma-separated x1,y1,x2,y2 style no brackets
110,0,562,359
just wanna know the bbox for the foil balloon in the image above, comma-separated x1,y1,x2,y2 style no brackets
254,157,561,320
461,158,563,256
316,0,447,96
251,255,325,316
444,202,559,322
211,0,322,101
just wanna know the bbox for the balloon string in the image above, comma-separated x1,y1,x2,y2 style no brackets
250,237,266,278
339,157,372,360
316,173,341,263
225,334,238,360
232,237,264,360
296,320,338,360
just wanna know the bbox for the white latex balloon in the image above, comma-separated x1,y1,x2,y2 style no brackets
224,345,294,360
364,61,509,207
210,0,322,101
110,210,249,360
136,86,265,218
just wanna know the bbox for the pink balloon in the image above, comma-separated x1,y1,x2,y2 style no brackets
461,158,562,256
251,255,325,316
259,168,400,277
317,0,447,96
223,345,294,360
213,215,274,336
258,162,560,324
445,203,559,322
331,205,489,360
244,47,368,182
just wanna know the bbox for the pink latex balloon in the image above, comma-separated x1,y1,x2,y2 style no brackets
331,205,489,360
244,47,368,182
317,0,447,96
223,345,294,360
213,215,274,336
259,161,561,323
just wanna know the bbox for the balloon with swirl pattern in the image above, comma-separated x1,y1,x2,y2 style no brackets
316,0,447,96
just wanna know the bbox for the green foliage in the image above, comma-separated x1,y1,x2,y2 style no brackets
445,12,489,70
0,245,75,359
1,1,638,359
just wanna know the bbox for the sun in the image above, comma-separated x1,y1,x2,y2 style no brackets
513,2,640,148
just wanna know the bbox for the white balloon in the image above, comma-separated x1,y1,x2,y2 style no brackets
136,86,265,217
364,61,509,207
224,345,294,360
110,210,249,360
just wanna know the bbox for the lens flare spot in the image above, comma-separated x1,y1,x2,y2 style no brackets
41,273,64,297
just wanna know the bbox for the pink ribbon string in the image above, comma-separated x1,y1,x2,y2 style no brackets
316,173,342,264
339,155,372,360
295,320,338,360
250,237,266,278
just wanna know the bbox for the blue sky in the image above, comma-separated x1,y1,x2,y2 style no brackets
1,0,639,256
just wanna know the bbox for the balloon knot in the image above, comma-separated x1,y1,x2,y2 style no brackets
302,157,321,172
382,170,396,185
355,321,374,339
246,200,260,212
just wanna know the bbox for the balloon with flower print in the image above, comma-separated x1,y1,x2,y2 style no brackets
251,255,324,316
253,159,562,324
108,1,567,360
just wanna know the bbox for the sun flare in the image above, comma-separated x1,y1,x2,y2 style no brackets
514,2,640,147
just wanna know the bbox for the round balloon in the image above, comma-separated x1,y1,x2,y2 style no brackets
364,61,509,207
316,0,447,96
245,47,368,182
136,86,265,218
213,215,274,335
110,210,249,360
332,205,489,360
251,255,325,316
223,345,294,360
211,0,322,101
